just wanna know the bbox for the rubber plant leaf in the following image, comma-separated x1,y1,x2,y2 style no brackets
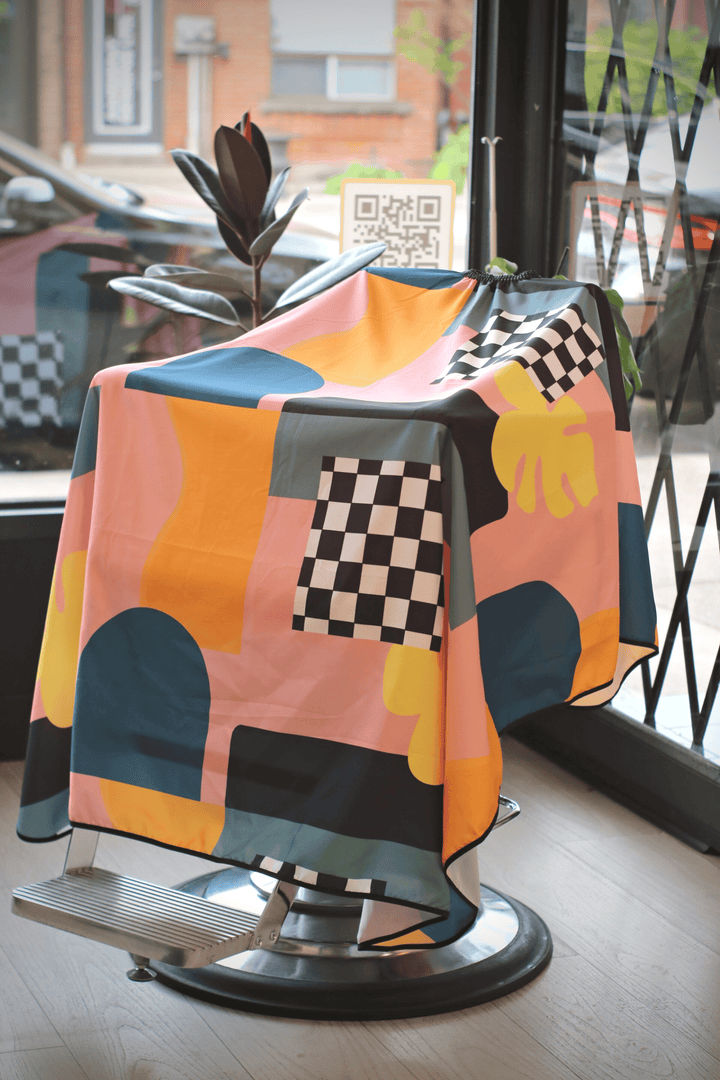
217,215,252,266
236,115,272,186
273,242,387,311
214,125,268,241
108,276,242,326
260,165,291,228
169,149,247,235
144,264,199,277
249,189,308,258
54,242,144,265
146,267,249,296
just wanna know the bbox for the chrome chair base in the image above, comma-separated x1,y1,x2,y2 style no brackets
151,868,552,1019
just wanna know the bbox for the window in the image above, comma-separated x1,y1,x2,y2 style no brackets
270,0,396,102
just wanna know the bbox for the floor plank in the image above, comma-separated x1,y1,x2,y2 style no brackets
564,831,720,956
0,944,64,1054
3,738,719,1080
476,811,720,1066
188,1005,422,1080
0,1046,89,1080
362,999,583,1080
496,954,720,1080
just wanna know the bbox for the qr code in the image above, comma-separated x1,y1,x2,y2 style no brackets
340,181,454,270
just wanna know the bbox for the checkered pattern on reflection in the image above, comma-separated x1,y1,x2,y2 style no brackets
432,303,605,402
251,853,387,897
293,456,444,651
0,332,63,427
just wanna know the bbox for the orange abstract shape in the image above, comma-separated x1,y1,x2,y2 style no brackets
140,398,280,652
376,929,435,947
283,272,472,386
38,550,87,728
100,779,225,854
383,644,444,785
443,706,502,862
491,362,598,518
569,608,620,700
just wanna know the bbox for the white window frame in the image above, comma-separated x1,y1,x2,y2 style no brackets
91,0,154,137
326,56,396,102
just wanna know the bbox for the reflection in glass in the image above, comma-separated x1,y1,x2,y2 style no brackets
563,0,720,760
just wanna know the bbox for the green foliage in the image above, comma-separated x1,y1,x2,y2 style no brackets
324,163,405,196
486,257,519,275
584,20,715,116
429,123,470,194
393,9,470,87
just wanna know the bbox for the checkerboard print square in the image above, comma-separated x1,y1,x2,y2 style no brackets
293,456,445,651
251,853,387,897
432,303,605,402
0,332,63,427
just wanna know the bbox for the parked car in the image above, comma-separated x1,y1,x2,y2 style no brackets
0,130,332,469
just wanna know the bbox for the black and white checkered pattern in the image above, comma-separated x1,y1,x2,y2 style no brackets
251,853,387,897
432,303,605,402
293,456,445,652
0,332,63,427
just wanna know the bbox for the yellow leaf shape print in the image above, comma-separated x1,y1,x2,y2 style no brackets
491,362,598,518
383,644,443,785
38,550,87,727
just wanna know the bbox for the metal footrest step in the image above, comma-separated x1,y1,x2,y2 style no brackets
12,867,296,969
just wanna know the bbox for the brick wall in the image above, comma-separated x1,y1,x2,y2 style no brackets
62,0,470,177
64,0,85,157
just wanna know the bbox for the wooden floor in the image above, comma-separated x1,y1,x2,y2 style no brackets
2,737,719,1080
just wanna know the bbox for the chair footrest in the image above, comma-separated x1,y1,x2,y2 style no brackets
12,867,263,968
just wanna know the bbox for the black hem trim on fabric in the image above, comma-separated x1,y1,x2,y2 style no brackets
565,637,658,708
16,827,72,844
49,819,449,919
359,803,502,951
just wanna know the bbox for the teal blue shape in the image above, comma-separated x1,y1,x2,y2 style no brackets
619,502,657,643
477,581,581,732
16,789,70,840
368,267,465,290
72,608,210,800
71,385,100,478
416,884,477,944
269,410,445,501
36,249,90,427
125,347,324,407
213,809,451,911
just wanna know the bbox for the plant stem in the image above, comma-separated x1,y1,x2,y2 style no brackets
251,258,263,328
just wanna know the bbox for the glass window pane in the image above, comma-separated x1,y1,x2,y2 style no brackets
561,0,720,757
271,0,395,55
272,56,326,96
335,60,392,99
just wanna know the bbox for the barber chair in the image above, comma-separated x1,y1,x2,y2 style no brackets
12,794,552,1019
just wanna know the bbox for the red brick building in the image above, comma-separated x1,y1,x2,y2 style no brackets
23,0,472,178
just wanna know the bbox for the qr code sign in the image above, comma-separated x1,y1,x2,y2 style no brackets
340,180,455,270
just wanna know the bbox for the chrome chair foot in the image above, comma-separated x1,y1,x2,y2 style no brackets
127,955,156,982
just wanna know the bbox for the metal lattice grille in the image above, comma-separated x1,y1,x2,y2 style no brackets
564,0,720,758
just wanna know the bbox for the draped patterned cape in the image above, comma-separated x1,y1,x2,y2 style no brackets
17,268,657,949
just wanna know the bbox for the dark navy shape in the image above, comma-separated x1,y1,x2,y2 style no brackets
20,717,72,807
618,502,657,643
477,581,581,732
225,724,443,853
71,385,100,478
72,608,210,800
367,267,466,290
125,347,324,408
